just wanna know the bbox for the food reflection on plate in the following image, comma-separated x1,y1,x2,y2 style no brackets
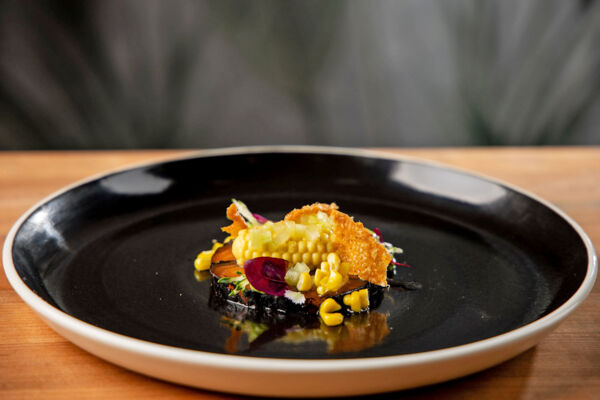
277,312,390,354
212,292,390,354
194,270,211,282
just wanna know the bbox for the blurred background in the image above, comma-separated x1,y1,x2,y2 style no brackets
0,0,599,149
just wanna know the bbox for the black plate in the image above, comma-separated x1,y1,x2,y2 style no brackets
11,149,590,359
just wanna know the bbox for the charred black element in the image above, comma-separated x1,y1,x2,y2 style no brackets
209,284,319,326
210,271,386,317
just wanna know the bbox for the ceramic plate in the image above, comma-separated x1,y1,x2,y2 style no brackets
3,147,596,397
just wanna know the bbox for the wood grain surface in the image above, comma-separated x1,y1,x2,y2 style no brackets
1,148,598,400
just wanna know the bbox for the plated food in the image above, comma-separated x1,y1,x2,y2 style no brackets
4,147,595,397
195,200,406,327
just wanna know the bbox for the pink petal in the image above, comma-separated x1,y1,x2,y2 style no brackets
244,257,288,296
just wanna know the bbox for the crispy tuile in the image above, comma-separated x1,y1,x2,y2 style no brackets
284,203,391,286
284,202,339,221
222,203,248,237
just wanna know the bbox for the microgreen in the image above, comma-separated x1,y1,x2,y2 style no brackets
218,274,250,297
231,199,260,226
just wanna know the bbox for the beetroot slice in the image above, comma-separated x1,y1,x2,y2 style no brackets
373,227,383,242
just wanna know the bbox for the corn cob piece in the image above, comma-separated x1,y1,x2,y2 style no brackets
231,219,338,269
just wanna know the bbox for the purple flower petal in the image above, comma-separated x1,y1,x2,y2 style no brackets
391,260,412,268
244,257,288,296
252,213,270,224
373,227,383,242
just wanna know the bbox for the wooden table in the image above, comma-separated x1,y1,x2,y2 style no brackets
1,148,598,399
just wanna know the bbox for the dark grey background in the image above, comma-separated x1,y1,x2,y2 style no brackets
1,0,599,149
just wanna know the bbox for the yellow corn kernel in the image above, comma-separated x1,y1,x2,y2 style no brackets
311,253,321,265
194,252,212,271
343,291,361,312
358,288,369,308
288,241,297,253
194,242,223,271
327,253,341,269
317,242,325,252
314,269,327,286
307,240,316,252
343,293,352,306
316,286,328,296
313,253,347,296
321,311,343,327
296,272,312,292
302,253,311,264
298,240,307,253
343,289,370,312
319,298,344,326
326,270,344,291
340,262,350,276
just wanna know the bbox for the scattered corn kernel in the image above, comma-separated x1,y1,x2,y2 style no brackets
317,286,328,296
343,289,370,312
285,262,310,286
313,254,347,296
327,253,341,269
296,272,312,291
314,269,327,286
194,242,223,271
326,270,344,291
319,298,344,326
359,288,369,308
